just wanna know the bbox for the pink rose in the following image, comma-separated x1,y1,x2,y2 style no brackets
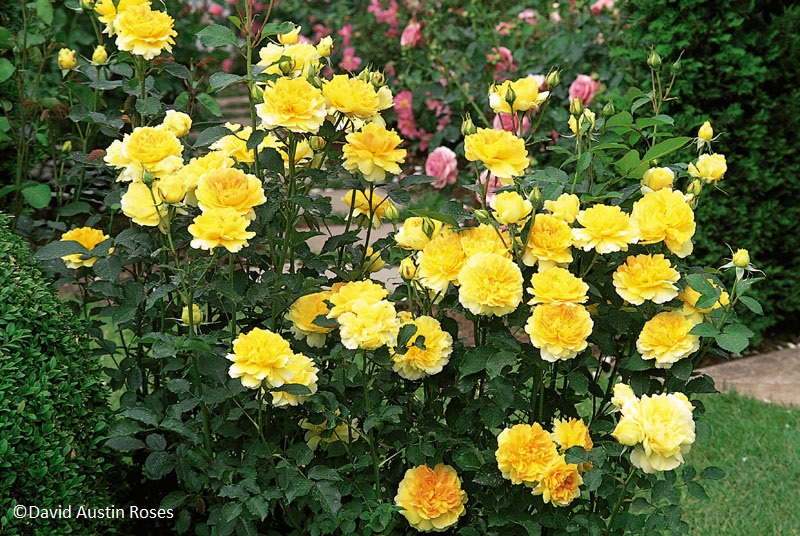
493,113,531,135
426,147,458,189
368,0,400,27
221,58,234,73
568,74,600,106
518,8,537,25
338,24,353,47
488,46,517,79
208,3,223,17
339,47,362,72
313,24,333,40
590,0,615,15
495,21,514,35
400,21,422,47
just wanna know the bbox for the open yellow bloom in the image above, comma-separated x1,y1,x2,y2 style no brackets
172,151,234,200
459,224,511,259
392,314,453,380
257,77,327,133
342,122,406,182
631,188,696,258
543,193,580,224
323,74,393,122
94,0,148,35
337,299,401,350
195,168,266,216
613,254,680,305
209,123,276,164
527,267,588,305
496,423,559,485
637,311,700,368
416,230,467,294
106,127,183,182
525,303,593,362
552,418,593,453
688,153,727,185
488,76,540,113
641,167,674,192
522,214,573,268
285,291,334,348
326,280,388,319
227,328,294,389
257,42,321,77
60,227,110,269
159,110,192,138
572,204,638,254
458,253,523,316
395,464,468,533
188,207,255,253
113,4,177,60
395,217,443,250
270,353,319,407
491,191,532,225
120,181,167,227
611,383,636,409
464,128,528,183
532,456,583,507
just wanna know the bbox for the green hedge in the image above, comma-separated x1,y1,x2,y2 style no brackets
0,214,114,535
612,0,800,339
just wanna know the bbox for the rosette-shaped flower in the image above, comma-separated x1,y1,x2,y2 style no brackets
688,153,727,185
611,383,636,409
337,299,401,350
285,291,334,348
106,127,184,182
612,391,696,473
391,314,453,380
459,224,511,259
525,303,593,362
94,0,149,36
543,193,580,224
159,110,192,138
113,4,177,60
678,279,730,323
270,353,319,407
342,122,406,182
464,128,528,183
326,280,388,319
257,77,327,133
489,76,540,113
395,217,443,250
527,267,588,305
120,181,167,227
637,311,700,368
172,151,234,201
641,167,674,192
322,74,393,122
496,423,559,485
226,328,294,389
613,254,680,305
531,457,583,507
188,207,256,253
416,230,467,293
631,188,696,258
209,123,277,164
60,227,110,269
491,191,532,225
395,464,468,532
552,418,593,454
572,204,638,254
522,214,573,268
458,253,523,316
257,42,321,77
195,168,266,217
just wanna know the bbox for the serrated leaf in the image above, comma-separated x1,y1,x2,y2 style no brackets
122,407,159,426
245,497,269,521
669,358,693,381
737,296,763,315
260,22,297,36
308,466,342,481
160,491,187,511
197,25,239,47
314,481,342,515
34,239,91,261
161,62,191,80
700,466,725,480
146,433,167,451
209,72,244,93
690,323,720,337
222,502,242,523
145,451,174,479
409,209,459,228
196,93,222,117
193,125,231,148
135,96,162,118
22,183,50,209
687,481,709,500
715,332,750,354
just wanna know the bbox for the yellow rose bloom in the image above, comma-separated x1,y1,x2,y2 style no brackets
300,415,359,451
631,188,696,258
337,299,401,350
94,0,148,35
552,418,593,454
525,303,593,362
572,204,638,254
363,247,386,272
172,151,234,199
57,48,78,70
522,214,573,268
391,314,453,380
270,353,319,407
277,25,300,44
226,328,294,389
326,280,388,319
156,173,187,204
395,217,443,250
195,168,266,216
316,35,333,57
637,311,700,369
458,253,523,316
285,291,334,348
527,267,589,305
459,224,511,259
209,123,276,164
257,42,321,77
188,207,256,253
464,128,528,183
678,279,730,323
107,127,183,182
159,110,192,138
489,77,540,114
613,254,680,305
60,227,110,269
496,423,559,485
120,181,167,227
531,456,583,507
342,122,406,182
113,4,177,61
543,193,580,224
687,153,727,185
568,109,596,135
491,191,532,225
257,76,327,133
611,383,636,409
323,74,392,122
417,230,467,293
641,167,675,192
342,189,395,228
399,257,418,281
395,464,468,533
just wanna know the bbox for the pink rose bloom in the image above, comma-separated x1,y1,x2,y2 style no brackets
550,3,563,23
426,147,458,189
495,21,514,35
339,47,362,72
477,170,503,205
338,24,353,47
208,3,223,17
493,113,532,135
368,0,400,27
488,46,517,78
384,62,396,78
400,21,422,47
313,24,333,40
518,8,537,24
531,74,548,90
568,74,600,106
221,58,234,73
590,0,615,15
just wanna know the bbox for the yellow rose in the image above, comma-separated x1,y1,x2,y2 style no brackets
525,303,593,362
641,167,674,192
342,122,406,182
687,153,727,185
611,383,636,409
172,151,234,199
631,188,696,258
270,353,319,407
458,252,523,316
57,48,78,70
495,423,559,485
416,230,467,294
120,181,167,227
568,109,596,135
732,248,750,268
209,123,275,164
395,464,468,533
195,168,266,216
326,280,388,319
527,267,588,305
489,77,540,114
316,35,333,57
285,291,334,348
226,328,294,389
181,303,203,325
300,414,358,451
491,191,532,225
391,315,453,380
257,42,321,77
91,45,108,65
572,204,638,254
522,214,573,268
323,75,392,122
159,110,192,138
678,279,730,322
108,127,183,182
464,128,528,182
363,246,386,272
113,4,177,61
552,418,593,454
156,174,187,204
337,299,400,350
697,121,713,142
342,189,395,228
60,227,110,269
257,76,327,133
637,311,700,368
459,223,511,259
395,217,443,250
94,0,149,35
277,25,300,45
543,193,580,223
188,207,256,253
399,257,417,281
531,456,583,507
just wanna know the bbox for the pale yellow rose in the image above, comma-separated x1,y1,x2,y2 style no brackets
637,311,700,368
458,252,523,316
113,4,177,60
256,77,327,133
464,128,528,183
687,153,726,185
613,254,680,305
641,167,674,192
491,191,532,225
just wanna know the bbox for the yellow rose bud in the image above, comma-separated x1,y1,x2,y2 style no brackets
611,383,636,408
491,191,532,225
461,113,477,136
316,36,333,57
364,247,386,272
278,26,301,45
698,121,713,142
181,303,204,325
641,167,674,191
156,176,186,204
399,257,417,281
647,48,662,69
569,97,583,116
546,69,561,89
160,109,192,138
308,136,326,151
732,248,750,268
58,48,78,70
383,200,400,222
61,141,72,153
91,45,108,65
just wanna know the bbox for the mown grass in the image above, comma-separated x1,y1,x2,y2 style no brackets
682,391,800,535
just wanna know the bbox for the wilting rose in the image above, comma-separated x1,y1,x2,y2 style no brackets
426,146,458,189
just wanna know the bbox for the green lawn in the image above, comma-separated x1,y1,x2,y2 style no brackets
682,391,800,535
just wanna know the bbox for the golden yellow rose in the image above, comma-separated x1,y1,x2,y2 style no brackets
459,223,511,259
416,230,467,294
188,207,256,253
697,121,713,142
395,217,443,250
678,279,730,323
342,189,396,228
323,74,392,121
543,192,580,224
209,123,277,164
326,280,388,319
226,328,294,389
552,418,593,454
257,42,321,77
91,45,108,65
496,423,559,485
391,314,453,380
120,181,167,227
637,311,700,368
464,128,528,182
531,456,583,507
336,299,401,350
269,353,319,407
525,303,593,362
491,191,532,225
489,77,540,113
172,151,234,200
256,76,327,133
613,254,680,305
113,4,177,61
522,213,573,268
572,204,638,254
285,291,334,348
110,127,183,182
60,227,110,269
687,153,727,185
195,168,266,216
159,110,192,138
631,188,696,258
395,464,468,532
641,167,675,192
94,0,148,35
342,122,406,182
527,267,588,305
458,252,523,316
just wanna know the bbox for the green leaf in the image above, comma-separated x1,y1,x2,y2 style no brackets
737,296,763,315
651,479,674,504
209,72,244,93
582,468,602,492
22,183,51,209
669,358,693,381
160,491,188,511
606,111,633,128
715,323,754,354
135,96,162,118
222,502,242,523
700,466,725,480
196,93,222,117
272,383,312,396
105,436,145,452
33,239,90,261
0,27,14,49
614,149,641,175
308,466,342,481
245,497,269,521
409,209,459,228
641,137,692,163
453,448,483,471
197,25,239,47
144,451,174,479
193,125,231,148
314,481,342,515
400,174,437,186
122,407,159,426
686,374,717,394
690,323,720,337
260,22,297,36
161,62,191,80
458,347,492,379
35,0,53,25
58,201,92,217
621,352,652,372
687,481,709,500
0,58,15,83
685,273,720,310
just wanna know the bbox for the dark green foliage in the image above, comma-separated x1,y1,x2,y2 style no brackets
613,0,800,338
0,214,114,535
